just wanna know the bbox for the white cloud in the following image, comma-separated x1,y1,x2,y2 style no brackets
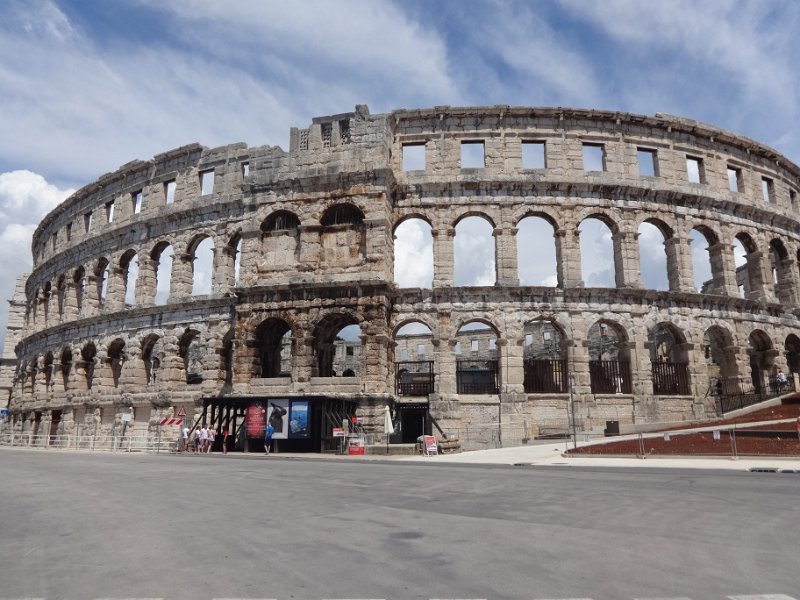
579,219,615,287
394,219,433,288
454,217,496,286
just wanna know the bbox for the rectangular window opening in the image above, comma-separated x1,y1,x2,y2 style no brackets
200,170,215,196
84,212,92,233
461,141,485,169
522,141,546,169
51,232,57,251
791,189,797,209
65,222,72,242
525,334,533,346
637,148,658,177
402,143,426,171
321,123,332,148
470,339,479,353
299,130,309,151
241,162,250,177
105,201,115,223
583,143,605,172
761,177,774,203
727,167,743,192
164,180,176,205
417,344,426,357
686,156,704,183
339,119,351,144
401,349,409,361
132,191,142,215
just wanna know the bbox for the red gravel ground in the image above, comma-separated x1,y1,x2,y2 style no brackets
568,399,800,457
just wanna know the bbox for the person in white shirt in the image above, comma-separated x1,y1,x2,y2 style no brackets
200,426,209,453
181,426,190,452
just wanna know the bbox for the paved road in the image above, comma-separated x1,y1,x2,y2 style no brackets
0,449,798,600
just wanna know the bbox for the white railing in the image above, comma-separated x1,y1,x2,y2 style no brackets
0,432,177,453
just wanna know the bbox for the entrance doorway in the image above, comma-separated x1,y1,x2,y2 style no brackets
398,404,430,443
49,410,62,445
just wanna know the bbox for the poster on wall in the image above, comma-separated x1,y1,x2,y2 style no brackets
246,404,266,437
267,400,289,439
289,401,309,439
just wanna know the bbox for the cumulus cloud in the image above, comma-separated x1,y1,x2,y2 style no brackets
454,217,496,287
0,170,74,349
394,219,433,289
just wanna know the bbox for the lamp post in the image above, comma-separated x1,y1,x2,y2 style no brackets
569,372,577,450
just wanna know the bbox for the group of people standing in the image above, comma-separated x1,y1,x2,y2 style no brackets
181,424,230,454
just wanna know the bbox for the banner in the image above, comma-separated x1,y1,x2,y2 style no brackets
267,400,289,439
289,401,309,439
246,404,266,437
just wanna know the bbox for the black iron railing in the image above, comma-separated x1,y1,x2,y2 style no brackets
395,361,435,396
713,375,796,414
456,359,499,394
523,359,568,393
652,362,690,395
589,360,632,394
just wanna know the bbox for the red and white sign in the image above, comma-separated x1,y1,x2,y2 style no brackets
246,404,266,437
423,435,438,456
176,405,187,417
332,427,346,437
160,418,183,426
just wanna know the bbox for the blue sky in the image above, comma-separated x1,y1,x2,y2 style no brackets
0,0,798,343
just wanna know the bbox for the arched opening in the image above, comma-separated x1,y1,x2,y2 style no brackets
95,258,110,305
191,236,215,296
73,267,85,316
638,220,670,291
769,239,790,303
255,318,293,378
179,329,204,384
455,321,499,394
517,216,557,286
587,321,631,393
747,330,774,394
785,334,800,377
394,321,435,396
523,319,567,393
689,227,716,293
649,323,690,395
152,243,174,305
80,343,96,389
43,351,54,389
394,218,433,288
120,250,138,306
60,346,72,390
733,233,759,299
579,217,615,287
42,282,52,324
142,334,163,387
261,211,301,268
56,275,66,321
703,326,738,395
312,314,360,377
320,204,366,264
107,338,126,388
229,234,242,285
454,215,495,286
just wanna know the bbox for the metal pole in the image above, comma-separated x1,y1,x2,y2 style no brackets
569,373,577,450
157,422,162,455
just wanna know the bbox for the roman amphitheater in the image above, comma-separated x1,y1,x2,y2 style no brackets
2,104,800,452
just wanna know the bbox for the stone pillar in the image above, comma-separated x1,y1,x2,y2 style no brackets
438,338,458,395
500,337,524,393
297,225,320,267
172,253,194,298
612,231,642,288
555,229,583,288
745,250,774,303
106,266,125,310
665,235,695,292
137,254,157,305
494,228,519,286
774,257,799,307
432,228,455,288
84,274,100,315
707,242,739,296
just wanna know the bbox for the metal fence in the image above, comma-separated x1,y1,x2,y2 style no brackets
588,360,632,394
712,375,797,414
395,361,435,396
456,359,499,394
0,432,176,453
652,362,690,395
523,359,568,393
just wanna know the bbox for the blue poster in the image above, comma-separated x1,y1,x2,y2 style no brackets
288,401,309,439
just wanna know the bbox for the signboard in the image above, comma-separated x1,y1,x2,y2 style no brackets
289,401,309,439
267,400,289,440
0,408,8,421
246,404,266,437
423,435,438,456
120,413,132,423
713,430,721,441
332,427,346,437
177,405,187,417
663,433,671,442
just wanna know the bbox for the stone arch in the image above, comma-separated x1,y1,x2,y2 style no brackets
120,249,138,306
319,204,366,265
733,232,762,300
106,338,126,388
80,342,97,390
311,312,361,377
220,329,235,386
454,215,495,286
517,215,558,286
227,231,243,286
59,345,72,390
42,281,52,324
43,351,54,390
747,329,774,393
578,216,616,288
587,320,632,394
768,238,793,304
179,329,204,384
703,325,738,394
393,320,436,396
254,317,293,378
785,334,800,376
141,334,163,386
188,235,215,296
452,210,498,229
151,242,174,305
522,317,568,393
689,225,719,293
394,212,434,230
394,217,433,288
638,218,673,291
455,320,499,394
73,266,85,316
261,210,301,270
95,258,110,305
